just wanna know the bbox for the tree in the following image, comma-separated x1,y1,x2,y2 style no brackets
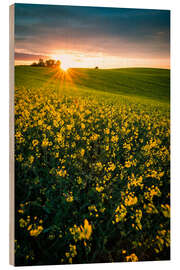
55,60,61,68
31,58,61,68
45,59,52,67
31,62,37,67
38,58,45,67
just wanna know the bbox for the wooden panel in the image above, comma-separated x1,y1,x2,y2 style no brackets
9,4,14,266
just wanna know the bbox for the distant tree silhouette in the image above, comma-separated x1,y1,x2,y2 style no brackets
38,58,45,67
45,59,51,67
31,59,61,68
95,66,99,70
56,60,61,68
45,59,55,67
31,62,37,67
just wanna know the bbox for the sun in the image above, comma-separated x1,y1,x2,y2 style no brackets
60,62,70,72
52,54,73,71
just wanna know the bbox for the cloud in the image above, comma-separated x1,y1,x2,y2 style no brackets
15,52,49,61
14,4,170,64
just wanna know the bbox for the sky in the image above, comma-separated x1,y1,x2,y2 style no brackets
14,4,170,69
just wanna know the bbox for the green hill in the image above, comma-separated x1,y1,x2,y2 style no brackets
15,66,170,103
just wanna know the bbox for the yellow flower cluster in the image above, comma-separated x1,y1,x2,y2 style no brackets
28,225,43,237
161,204,170,218
56,166,67,177
114,204,127,223
154,228,170,253
124,193,138,206
64,192,74,202
88,205,98,217
135,209,142,230
96,185,104,193
65,244,77,263
69,219,92,242
144,203,158,214
19,215,43,237
144,186,161,202
127,173,143,189
126,253,138,262
15,73,170,263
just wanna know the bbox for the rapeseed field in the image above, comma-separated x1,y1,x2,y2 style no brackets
15,67,170,265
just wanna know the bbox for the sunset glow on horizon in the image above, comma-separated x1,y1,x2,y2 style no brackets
15,4,170,69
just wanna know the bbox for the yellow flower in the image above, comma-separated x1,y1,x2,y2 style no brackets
114,204,127,223
88,205,98,217
144,203,158,214
56,132,63,143
111,135,118,143
161,204,170,218
38,120,43,126
77,176,82,184
127,174,143,189
125,161,131,168
28,155,34,164
126,253,138,262
124,194,138,206
29,225,43,237
135,209,142,230
90,133,99,141
80,148,85,157
16,154,24,162
108,162,116,171
96,186,104,192
18,209,24,214
19,218,27,228
70,219,92,241
81,123,85,129
123,143,131,151
66,195,73,203
27,224,32,231
79,219,92,240
65,192,74,202
67,124,73,131
69,244,77,257
42,138,50,147
104,128,110,135
32,139,38,147
57,168,67,177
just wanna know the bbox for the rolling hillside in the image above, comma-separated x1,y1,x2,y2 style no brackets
15,66,170,103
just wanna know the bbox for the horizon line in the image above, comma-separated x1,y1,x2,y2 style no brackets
14,64,170,70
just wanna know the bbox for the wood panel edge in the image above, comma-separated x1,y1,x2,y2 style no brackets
9,4,15,266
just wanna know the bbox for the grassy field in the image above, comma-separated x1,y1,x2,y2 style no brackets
15,66,170,265
15,66,170,102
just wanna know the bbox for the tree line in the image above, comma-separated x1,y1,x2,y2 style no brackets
31,58,61,68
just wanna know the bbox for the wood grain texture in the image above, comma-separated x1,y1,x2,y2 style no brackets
9,4,14,266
